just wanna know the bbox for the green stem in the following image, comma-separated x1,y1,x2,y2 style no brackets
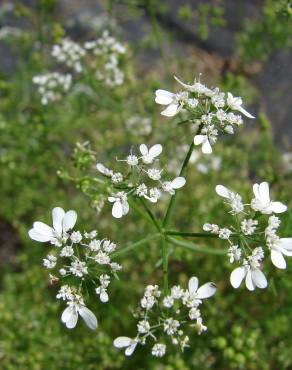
165,230,219,238
161,236,169,295
139,198,161,232
166,236,227,256
112,233,160,258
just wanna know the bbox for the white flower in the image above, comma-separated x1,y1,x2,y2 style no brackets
70,231,82,243
163,296,174,308
170,285,184,299
174,76,212,95
163,318,180,335
194,134,212,154
28,207,77,245
226,92,255,119
183,276,216,307
95,286,109,303
60,245,74,257
108,192,129,218
126,154,139,166
139,144,162,164
203,223,219,234
111,172,123,184
241,219,258,235
136,183,148,197
219,228,232,240
96,163,113,177
113,337,138,356
152,343,166,357
215,185,244,214
145,188,161,203
196,317,207,335
269,238,292,269
147,168,162,181
61,302,97,330
88,239,101,251
137,320,150,334
189,307,201,320
162,177,186,195
43,255,57,269
251,182,287,214
230,262,267,291
56,285,74,301
69,260,88,277
227,245,242,263
155,89,188,117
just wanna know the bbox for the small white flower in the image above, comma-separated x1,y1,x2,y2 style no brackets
95,286,109,303
43,255,57,269
96,163,114,177
241,219,258,235
226,92,255,119
162,177,186,195
196,317,207,335
203,223,219,234
230,261,267,291
126,154,139,166
136,183,148,197
137,320,150,334
70,231,82,243
163,318,180,335
108,192,129,218
145,187,161,203
152,343,166,357
215,185,244,214
194,134,212,154
227,245,242,263
113,337,138,356
29,207,77,245
170,285,184,299
189,307,201,320
94,251,110,264
269,238,292,269
59,268,66,276
147,168,162,181
139,144,162,164
174,76,212,95
61,302,97,330
56,285,74,301
219,228,232,240
60,245,74,257
88,239,101,251
251,182,287,214
69,260,88,277
183,276,216,307
111,172,123,184
155,89,188,117
163,296,174,308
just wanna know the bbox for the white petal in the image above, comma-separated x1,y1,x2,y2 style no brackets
171,177,186,189
270,201,287,214
271,250,286,269
258,182,270,204
100,291,109,303
125,342,137,356
245,270,255,291
52,207,65,234
230,267,245,288
108,196,116,203
112,201,123,218
215,185,230,199
61,306,78,329
188,276,198,293
33,222,54,236
113,337,132,348
174,75,190,89
28,229,52,242
149,144,162,158
238,106,255,119
79,307,98,330
251,269,267,289
194,135,205,145
197,282,217,299
161,103,180,117
278,238,292,252
253,183,260,199
139,144,148,156
202,139,212,154
63,210,77,231
155,89,174,105
122,201,129,216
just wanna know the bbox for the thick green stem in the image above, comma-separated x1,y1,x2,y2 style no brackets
112,233,160,258
165,230,219,238
166,236,227,256
161,236,169,295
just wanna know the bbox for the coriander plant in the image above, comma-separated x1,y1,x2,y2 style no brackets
28,74,291,359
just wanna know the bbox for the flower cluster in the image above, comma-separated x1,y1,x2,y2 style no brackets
203,182,291,291
32,72,72,105
52,38,86,73
155,76,254,154
96,143,186,218
114,276,216,357
33,31,126,103
28,207,122,329
84,30,126,87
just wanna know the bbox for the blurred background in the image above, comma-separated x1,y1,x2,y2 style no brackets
0,1,291,369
